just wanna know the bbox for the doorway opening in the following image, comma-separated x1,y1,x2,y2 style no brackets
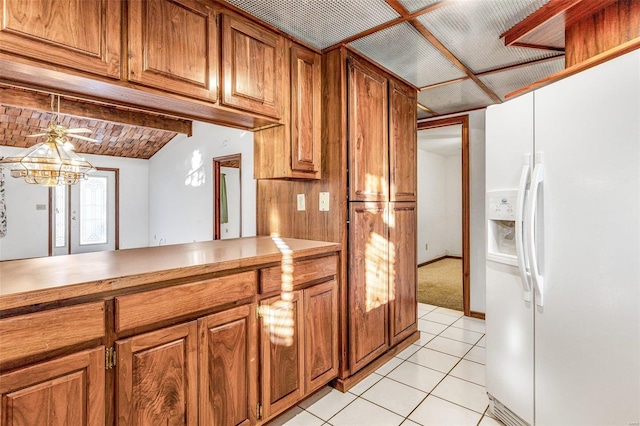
417,116,470,316
213,154,241,240
49,167,119,256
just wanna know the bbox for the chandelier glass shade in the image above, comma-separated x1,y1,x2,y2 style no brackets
0,133,95,186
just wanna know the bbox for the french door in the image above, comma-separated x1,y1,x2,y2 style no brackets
52,169,117,255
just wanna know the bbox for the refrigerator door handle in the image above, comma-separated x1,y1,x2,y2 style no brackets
516,159,532,302
528,158,545,307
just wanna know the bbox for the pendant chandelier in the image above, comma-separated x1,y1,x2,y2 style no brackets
0,95,96,186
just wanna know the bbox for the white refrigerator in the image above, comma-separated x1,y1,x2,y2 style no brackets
485,49,639,426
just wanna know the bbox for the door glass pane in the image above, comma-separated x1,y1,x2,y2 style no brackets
54,186,67,248
80,176,108,245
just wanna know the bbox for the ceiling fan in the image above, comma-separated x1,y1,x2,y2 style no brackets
26,94,99,145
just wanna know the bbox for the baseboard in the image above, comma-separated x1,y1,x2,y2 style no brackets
470,310,485,320
417,255,462,268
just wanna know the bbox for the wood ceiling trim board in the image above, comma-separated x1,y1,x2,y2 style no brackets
501,0,582,46
322,0,454,52
410,19,503,104
0,86,192,135
505,36,640,99
510,42,565,52
419,77,468,91
474,55,566,78
417,103,436,114
384,0,410,16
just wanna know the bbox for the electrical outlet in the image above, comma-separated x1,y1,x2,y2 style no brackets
319,192,330,211
297,194,306,211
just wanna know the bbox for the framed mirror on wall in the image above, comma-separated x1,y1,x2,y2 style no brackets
213,154,241,240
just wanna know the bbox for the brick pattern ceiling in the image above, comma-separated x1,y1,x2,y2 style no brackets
0,106,176,160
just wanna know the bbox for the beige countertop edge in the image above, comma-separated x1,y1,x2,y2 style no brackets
0,237,341,312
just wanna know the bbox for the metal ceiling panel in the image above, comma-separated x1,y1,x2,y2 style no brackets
418,79,494,115
221,0,400,50
417,0,558,74
349,22,466,87
417,108,433,120
397,0,441,13
479,56,565,100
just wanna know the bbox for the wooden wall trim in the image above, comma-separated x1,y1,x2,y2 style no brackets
213,154,242,240
470,311,485,320
417,255,462,268
416,115,471,317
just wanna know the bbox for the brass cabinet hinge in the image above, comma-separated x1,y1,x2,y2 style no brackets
105,347,116,370
257,403,263,419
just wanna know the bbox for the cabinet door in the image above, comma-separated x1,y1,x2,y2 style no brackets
0,347,105,426
348,202,389,373
290,45,321,176
128,0,217,101
389,80,417,202
221,13,284,119
260,291,304,420
198,305,257,426
116,322,198,426
348,57,389,202
0,0,120,78
304,279,339,393
389,202,418,346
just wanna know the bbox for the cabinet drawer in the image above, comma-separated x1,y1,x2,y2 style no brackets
260,255,337,294
115,271,257,332
0,301,105,365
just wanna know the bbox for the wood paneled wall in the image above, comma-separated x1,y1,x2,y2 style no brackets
565,0,640,67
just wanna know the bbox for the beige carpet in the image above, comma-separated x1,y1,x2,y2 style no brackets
417,258,463,311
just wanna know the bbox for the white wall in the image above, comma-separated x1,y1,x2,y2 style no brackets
0,146,149,260
418,110,486,314
220,166,241,239
148,121,255,245
445,155,462,256
417,150,446,263
417,150,462,263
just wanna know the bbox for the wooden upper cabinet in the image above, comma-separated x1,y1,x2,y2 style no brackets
116,321,198,426
389,202,418,346
390,80,418,202
127,0,217,101
348,202,389,373
198,304,257,426
221,13,284,119
253,42,321,180
290,45,322,176
0,347,105,426
348,57,389,202
0,0,121,78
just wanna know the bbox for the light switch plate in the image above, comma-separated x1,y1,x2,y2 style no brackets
319,192,329,211
297,194,306,211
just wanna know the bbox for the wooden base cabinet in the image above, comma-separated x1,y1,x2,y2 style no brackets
198,305,257,426
0,347,105,426
259,279,338,421
116,322,198,426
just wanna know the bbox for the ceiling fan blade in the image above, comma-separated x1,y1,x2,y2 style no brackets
26,133,47,137
65,128,93,134
68,134,99,142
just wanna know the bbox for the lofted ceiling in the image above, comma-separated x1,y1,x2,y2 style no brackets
222,0,566,118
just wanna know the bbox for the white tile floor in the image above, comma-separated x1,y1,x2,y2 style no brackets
267,303,502,426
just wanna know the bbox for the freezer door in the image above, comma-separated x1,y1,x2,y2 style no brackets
533,50,640,425
485,92,535,425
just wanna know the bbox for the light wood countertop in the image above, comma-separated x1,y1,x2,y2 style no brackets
0,236,340,311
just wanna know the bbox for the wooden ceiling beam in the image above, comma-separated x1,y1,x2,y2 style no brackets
410,19,503,104
322,0,453,52
0,86,192,136
501,0,582,46
474,54,566,77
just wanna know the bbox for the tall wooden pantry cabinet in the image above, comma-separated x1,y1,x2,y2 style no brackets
256,47,418,389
